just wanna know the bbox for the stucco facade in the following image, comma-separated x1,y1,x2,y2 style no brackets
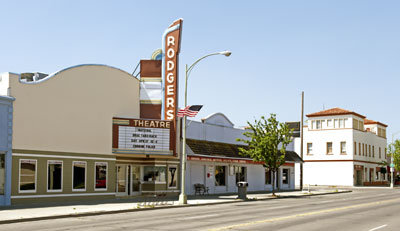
294,108,388,187
0,65,143,203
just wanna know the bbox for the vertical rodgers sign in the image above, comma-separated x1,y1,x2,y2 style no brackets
161,18,183,156
112,118,173,155
162,18,182,120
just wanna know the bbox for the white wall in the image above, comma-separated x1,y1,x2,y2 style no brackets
186,120,247,145
187,161,295,195
303,161,354,186
295,112,388,187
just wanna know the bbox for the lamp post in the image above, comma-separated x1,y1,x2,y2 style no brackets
179,50,231,205
390,131,400,188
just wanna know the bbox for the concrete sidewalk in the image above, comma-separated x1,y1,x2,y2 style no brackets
0,189,351,224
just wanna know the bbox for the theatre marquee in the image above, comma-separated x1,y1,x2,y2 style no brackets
112,118,174,155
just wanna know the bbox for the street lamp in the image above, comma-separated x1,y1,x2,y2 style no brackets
179,50,231,205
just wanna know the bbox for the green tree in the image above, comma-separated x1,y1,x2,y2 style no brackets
388,139,400,172
237,114,293,196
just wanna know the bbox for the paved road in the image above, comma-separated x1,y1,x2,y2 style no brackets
1,188,400,231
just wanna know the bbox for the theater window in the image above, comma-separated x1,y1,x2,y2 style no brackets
48,160,63,192
19,159,37,193
73,161,86,191
95,162,107,190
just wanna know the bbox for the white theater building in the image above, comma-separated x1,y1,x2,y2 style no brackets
184,113,302,195
295,108,388,186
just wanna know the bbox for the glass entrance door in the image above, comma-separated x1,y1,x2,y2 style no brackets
131,166,141,195
116,165,128,196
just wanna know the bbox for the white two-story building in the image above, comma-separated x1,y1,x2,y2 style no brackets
295,108,388,186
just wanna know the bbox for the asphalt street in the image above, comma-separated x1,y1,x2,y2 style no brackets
1,188,399,231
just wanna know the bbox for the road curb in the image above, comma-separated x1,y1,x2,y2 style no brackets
0,190,352,225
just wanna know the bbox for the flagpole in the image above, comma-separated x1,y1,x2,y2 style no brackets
178,51,232,205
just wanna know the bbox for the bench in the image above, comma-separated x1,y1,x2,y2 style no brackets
194,184,209,195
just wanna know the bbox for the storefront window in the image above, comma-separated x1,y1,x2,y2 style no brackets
144,166,166,182
0,154,5,194
265,169,272,185
282,168,290,184
235,166,246,184
95,162,107,190
19,159,36,192
168,166,178,188
48,160,62,191
215,166,226,186
73,161,86,190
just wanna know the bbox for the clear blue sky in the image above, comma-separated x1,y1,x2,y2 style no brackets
1,1,400,139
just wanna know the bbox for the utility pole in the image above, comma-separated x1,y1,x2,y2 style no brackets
300,91,304,191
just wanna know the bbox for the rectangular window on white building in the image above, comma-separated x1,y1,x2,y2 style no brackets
265,169,272,185
334,119,339,128
340,142,346,154
339,119,344,128
215,166,226,186
307,143,313,155
354,142,357,155
48,160,62,192
282,169,290,184
372,146,375,158
19,159,37,193
353,119,359,130
327,119,333,128
369,145,371,157
316,120,321,129
235,166,246,184
327,142,333,154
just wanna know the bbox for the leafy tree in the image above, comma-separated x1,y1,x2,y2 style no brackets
388,139,400,172
237,114,293,196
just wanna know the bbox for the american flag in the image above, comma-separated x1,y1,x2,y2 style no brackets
177,105,203,117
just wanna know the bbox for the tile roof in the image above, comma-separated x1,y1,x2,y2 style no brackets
364,118,388,127
306,107,366,119
186,139,303,163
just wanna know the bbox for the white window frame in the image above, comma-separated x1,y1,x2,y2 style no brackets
327,142,333,154
282,168,290,185
19,159,37,193
215,165,227,187
72,161,87,192
47,160,63,193
307,143,313,155
94,162,108,191
316,120,321,129
265,169,272,185
339,119,344,128
167,165,178,189
327,119,333,128
340,142,347,154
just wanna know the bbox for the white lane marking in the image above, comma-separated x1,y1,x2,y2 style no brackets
180,214,219,220
369,224,387,231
